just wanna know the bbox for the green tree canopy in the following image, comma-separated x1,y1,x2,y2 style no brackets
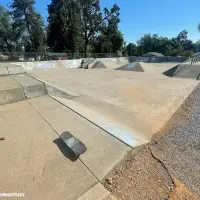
11,0,45,52
47,0,123,53
0,5,13,52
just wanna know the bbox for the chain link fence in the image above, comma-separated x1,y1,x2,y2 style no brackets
0,52,119,62
0,51,188,63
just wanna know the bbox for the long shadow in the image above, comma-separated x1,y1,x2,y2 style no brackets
53,138,79,162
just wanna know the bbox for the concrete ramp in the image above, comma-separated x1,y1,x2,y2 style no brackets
91,61,106,69
79,58,95,69
116,62,144,72
29,95,131,181
163,63,200,80
30,68,198,147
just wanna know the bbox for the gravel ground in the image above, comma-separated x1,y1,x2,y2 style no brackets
104,146,174,200
104,84,200,200
151,85,200,197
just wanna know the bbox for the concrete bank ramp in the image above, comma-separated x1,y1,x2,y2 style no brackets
30,68,198,148
163,63,200,80
116,62,144,72
30,96,131,181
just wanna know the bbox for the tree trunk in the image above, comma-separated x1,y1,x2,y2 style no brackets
84,39,89,55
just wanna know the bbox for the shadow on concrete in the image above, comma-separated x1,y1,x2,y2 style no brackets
163,64,179,77
53,138,79,162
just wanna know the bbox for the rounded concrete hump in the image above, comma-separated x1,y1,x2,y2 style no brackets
115,62,144,72
91,61,106,69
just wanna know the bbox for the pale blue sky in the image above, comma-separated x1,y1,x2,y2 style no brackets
1,0,200,43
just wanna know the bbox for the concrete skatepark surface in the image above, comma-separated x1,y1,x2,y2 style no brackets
0,59,200,199
0,100,97,200
29,68,198,145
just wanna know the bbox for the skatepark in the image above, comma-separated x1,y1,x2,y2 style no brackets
0,57,200,199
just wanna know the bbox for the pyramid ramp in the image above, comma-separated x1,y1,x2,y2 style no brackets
91,61,106,69
116,62,144,72
163,63,200,80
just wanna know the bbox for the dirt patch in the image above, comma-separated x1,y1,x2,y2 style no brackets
104,146,174,200
169,179,199,200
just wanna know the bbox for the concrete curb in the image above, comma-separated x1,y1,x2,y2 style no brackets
76,183,110,200
12,74,46,98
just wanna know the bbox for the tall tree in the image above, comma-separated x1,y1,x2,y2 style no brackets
91,4,123,53
47,0,83,53
11,0,45,52
0,5,13,52
79,1,121,53
126,43,138,56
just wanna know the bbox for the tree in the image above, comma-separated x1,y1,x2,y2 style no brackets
194,40,200,52
11,0,45,52
176,30,194,51
47,0,122,53
135,30,196,57
79,1,121,53
47,0,83,53
126,43,138,56
0,5,13,52
92,4,123,54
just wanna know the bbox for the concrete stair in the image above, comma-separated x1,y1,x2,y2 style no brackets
0,76,25,105
0,74,45,105
0,64,25,75
12,74,46,98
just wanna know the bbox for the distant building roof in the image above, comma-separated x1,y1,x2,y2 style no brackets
142,52,165,57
